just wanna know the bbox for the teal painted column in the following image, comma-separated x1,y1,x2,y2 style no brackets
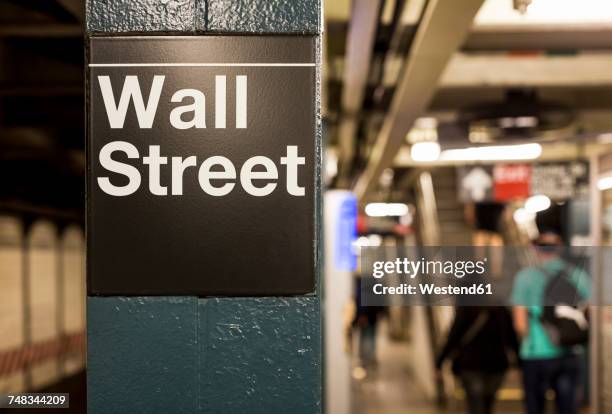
86,1,322,413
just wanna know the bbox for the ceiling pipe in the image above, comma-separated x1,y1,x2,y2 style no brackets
336,0,382,188
353,0,485,200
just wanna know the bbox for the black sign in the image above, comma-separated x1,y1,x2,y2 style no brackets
87,36,317,296
531,161,589,200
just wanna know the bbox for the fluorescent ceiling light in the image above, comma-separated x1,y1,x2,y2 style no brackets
365,203,409,217
439,143,542,162
597,175,612,191
414,117,438,130
498,116,538,129
476,0,612,25
597,133,612,144
525,195,551,214
513,208,536,224
411,142,441,162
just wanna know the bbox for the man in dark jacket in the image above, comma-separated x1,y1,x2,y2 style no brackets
436,306,519,414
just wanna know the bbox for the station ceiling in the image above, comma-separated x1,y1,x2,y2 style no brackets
324,0,612,200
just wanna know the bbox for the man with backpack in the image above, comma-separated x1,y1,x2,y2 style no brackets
512,231,591,414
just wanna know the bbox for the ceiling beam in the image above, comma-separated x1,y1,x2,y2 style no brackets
336,0,381,188
353,0,485,200
342,0,381,112
441,52,612,88
430,86,612,111
465,25,612,51
0,24,81,37
0,85,82,96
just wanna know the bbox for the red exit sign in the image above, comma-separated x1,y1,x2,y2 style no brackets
493,164,531,201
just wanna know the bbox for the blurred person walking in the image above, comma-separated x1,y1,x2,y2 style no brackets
512,231,591,414
352,276,385,370
436,306,518,414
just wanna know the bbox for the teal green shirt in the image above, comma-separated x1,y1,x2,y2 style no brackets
511,258,591,359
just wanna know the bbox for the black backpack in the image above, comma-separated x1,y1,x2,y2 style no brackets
540,265,589,347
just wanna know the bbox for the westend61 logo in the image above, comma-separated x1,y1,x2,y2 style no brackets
372,257,488,279
95,75,306,198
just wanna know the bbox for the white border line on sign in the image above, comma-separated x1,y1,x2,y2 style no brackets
88,63,316,67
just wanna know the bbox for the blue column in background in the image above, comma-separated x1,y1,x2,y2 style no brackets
86,1,322,412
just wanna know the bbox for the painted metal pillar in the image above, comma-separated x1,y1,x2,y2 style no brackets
323,191,356,414
86,1,322,413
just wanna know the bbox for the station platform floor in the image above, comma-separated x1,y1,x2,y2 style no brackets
351,322,524,414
